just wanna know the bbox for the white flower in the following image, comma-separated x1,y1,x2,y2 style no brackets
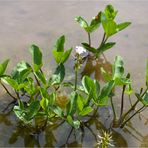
75,46,88,57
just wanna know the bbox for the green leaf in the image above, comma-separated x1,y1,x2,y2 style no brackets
49,63,65,85
40,88,55,106
98,80,114,106
117,22,131,32
35,71,47,85
49,105,64,117
29,44,43,71
82,76,97,100
2,77,19,90
11,61,32,83
82,43,97,53
25,100,40,121
77,94,84,112
79,106,93,116
104,4,118,20
82,76,95,94
53,48,72,64
125,83,133,95
89,12,101,33
13,105,26,122
54,35,65,52
102,19,117,37
94,80,100,97
40,97,49,111
67,115,80,129
142,91,148,106
98,42,116,53
75,16,89,31
61,48,72,63
52,50,63,64
66,92,78,115
0,59,9,76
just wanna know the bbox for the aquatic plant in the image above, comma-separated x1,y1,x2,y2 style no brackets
0,4,147,135
75,4,131,58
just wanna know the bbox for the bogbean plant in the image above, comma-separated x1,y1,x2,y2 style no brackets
0,4,147,132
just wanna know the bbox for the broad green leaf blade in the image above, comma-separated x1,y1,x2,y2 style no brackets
40,97,49,111
52,50,63,64
66,92,78,115
29,44,43,71
75,16,89,32
125,83,133,95
49,105,64,117
35,71,47,85
2,77,19,90
54,35,65,52
25,100,40,121
67,115,80,129
104,4,118,20
82,76,97,101
89,12,101,33
117,22,131,32
77,94,84,112
11,61,32,83
61,48,72,63
49,63,65,85
81,43,97,53
102,19,117,37
98,42,116,53
143,91,148,106
98,80,114,106
79,106,93,116
13,105,26,122
0,59,9,76
82,76,95,94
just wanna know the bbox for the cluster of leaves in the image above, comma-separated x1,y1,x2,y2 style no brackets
0,35,115,129
75,4,131,57
0,4,147,131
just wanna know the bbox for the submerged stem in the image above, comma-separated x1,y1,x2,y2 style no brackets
122,100,139,121
120,85,126,121
74,69,78,91
120,106,145,128
110,96,117,121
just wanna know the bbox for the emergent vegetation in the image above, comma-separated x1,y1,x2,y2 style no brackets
0,5,147,134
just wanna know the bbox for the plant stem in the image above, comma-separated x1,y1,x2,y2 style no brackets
88,33,91,46
74,69,78,91
110,96,117,121
33,72,40,86
128,95,133,107
122,100,139,121
0,80,17,100
100,33,106,47
120,85,126,121
15,90,21,100
120,106,145,128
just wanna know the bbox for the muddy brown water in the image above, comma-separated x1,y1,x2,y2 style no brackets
0,1,148,147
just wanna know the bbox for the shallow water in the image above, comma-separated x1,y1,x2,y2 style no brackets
0,1,148,147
